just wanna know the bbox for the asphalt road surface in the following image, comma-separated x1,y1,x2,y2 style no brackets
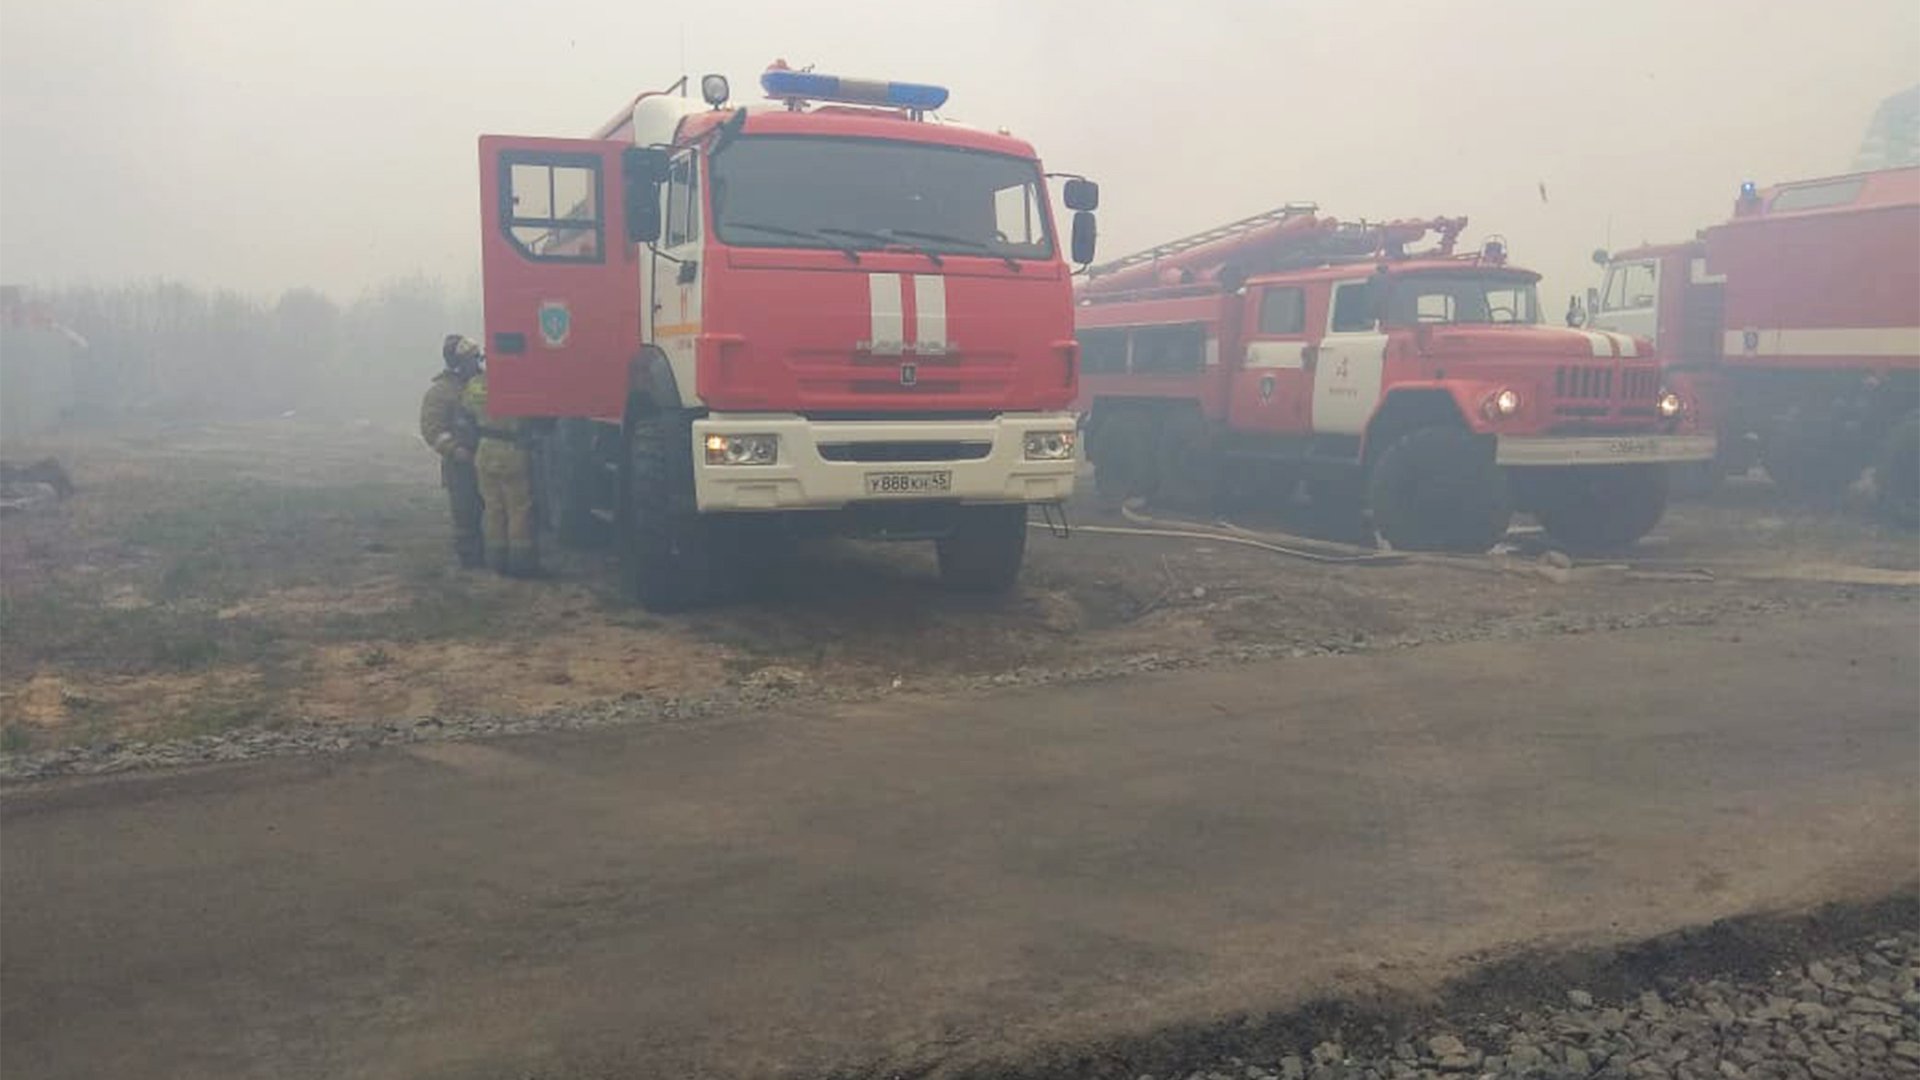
3,596,1916,1080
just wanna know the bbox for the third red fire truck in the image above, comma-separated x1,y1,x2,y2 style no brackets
476,64,1098,609
1586,166,1919,524
1077,207,1716,552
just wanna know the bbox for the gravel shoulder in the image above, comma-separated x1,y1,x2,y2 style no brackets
3,422,1915,780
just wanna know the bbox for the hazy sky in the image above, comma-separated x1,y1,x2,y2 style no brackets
2,0,1914,306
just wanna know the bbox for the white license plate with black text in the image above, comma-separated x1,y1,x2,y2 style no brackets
864,471,952,496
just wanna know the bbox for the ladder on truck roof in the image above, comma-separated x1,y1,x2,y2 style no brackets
1085,202,1319,280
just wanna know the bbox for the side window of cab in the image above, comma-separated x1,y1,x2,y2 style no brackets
1328,281,1379,334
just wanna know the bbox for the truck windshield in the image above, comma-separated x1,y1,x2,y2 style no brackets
709,136,1054,261
1386,273,1541,326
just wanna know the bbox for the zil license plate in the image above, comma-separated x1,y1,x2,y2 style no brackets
864,471,952,496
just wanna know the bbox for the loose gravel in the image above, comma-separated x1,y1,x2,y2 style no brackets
0,592,1855,784
1061,921,1920,1080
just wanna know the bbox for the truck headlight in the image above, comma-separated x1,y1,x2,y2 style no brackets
1657,390,1684,419
1483,388,1521,419
1024,430,1077,460
704,433,778,465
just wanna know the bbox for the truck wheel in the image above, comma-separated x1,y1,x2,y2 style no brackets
1534,464,1670,553
1367,427,1511,553
1762,421,1860,506
542,419,603,548
620,410,713,611
1154,410,1217,511
1669,459,1724,501
1092,411,1160,504
937,505,1028,593
1875,411,1920,528
1304,471,1372,543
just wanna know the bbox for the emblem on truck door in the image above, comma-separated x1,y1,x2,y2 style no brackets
538,301,572,348
900,362,919,387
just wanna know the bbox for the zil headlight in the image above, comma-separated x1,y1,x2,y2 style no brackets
1657,390,1684,419
704,433,778,466
1024,430,1077,461
1484,388,1521,419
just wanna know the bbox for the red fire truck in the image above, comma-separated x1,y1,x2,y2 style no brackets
477,65,1099,609
1076,208,1716,553
1586,167,1919,524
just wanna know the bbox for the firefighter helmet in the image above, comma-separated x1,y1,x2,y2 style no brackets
442,334,482,368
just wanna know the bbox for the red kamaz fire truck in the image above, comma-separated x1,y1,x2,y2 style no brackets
1586,167,1919,524
1076,207,1716,553
477,65,1099,609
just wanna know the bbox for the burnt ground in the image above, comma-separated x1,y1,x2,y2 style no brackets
0,419,1914,764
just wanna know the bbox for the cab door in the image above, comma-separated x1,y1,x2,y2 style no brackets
1311,279,1391,435
1592,258,1659,344
478,135,642,420
1229,284,1312,435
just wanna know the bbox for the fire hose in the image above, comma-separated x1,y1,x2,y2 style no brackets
1029,503,1408,566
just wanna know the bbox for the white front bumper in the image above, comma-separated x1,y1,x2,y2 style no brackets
1496,433,1718,467
691,413,1079,512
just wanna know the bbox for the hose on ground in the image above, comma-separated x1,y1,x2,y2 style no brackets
1028,505,1408,566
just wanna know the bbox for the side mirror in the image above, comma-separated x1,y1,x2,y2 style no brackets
1586,285,1602,313
623,147,668,244
1070,210,1097,265
1062,178,1100,212
1590,247,1610,267
1566,293,1587,328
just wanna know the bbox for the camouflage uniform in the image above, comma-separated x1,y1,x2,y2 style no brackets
462,374,538,576
419,369,483,567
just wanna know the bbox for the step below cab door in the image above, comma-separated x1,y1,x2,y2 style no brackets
478,135,644,420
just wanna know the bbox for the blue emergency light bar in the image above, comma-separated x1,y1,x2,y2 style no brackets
759,68,949,111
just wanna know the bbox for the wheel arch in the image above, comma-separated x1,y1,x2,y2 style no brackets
1362,388,1471,465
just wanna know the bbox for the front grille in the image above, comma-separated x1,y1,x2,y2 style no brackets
1555,365,1613,399
818,441,992,463
1622,368,1660,403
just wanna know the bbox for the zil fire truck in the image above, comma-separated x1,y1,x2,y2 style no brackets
1586,167,1920,524
476,65,1099,609
1076,208,1716,553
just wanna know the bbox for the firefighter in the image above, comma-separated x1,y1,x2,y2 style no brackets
420,334,484,568
462,365,540,577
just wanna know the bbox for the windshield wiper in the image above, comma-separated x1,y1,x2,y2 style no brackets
887,229,1022,271
725,221,862,263
818,227,944,268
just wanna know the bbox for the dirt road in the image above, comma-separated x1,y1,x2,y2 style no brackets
4,594,1914,1080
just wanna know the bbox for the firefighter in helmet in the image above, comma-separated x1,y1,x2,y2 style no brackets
461,360,540,577
420,334,485,567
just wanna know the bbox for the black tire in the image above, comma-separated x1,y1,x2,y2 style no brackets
1533,464,1670,554
1091,411,1161,504
542,419,603,548
1668,459,1725,502
1367,426,1511,553
1875,411,1920,528
1303,470,1372,543
936,505,1028,593
1762,420,1861,506
619,410,714,611
1154,410,1217,511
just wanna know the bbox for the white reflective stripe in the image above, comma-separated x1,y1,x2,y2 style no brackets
912,274,947,353
1689,257,1726,285
868,273,904,355
1579,330,1613,357
1725,326,1920,358
1603,331,1638,358
1245,341,1306,369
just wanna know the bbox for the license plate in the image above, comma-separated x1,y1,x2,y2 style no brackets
865,471,952,496
1607,438,1660,456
